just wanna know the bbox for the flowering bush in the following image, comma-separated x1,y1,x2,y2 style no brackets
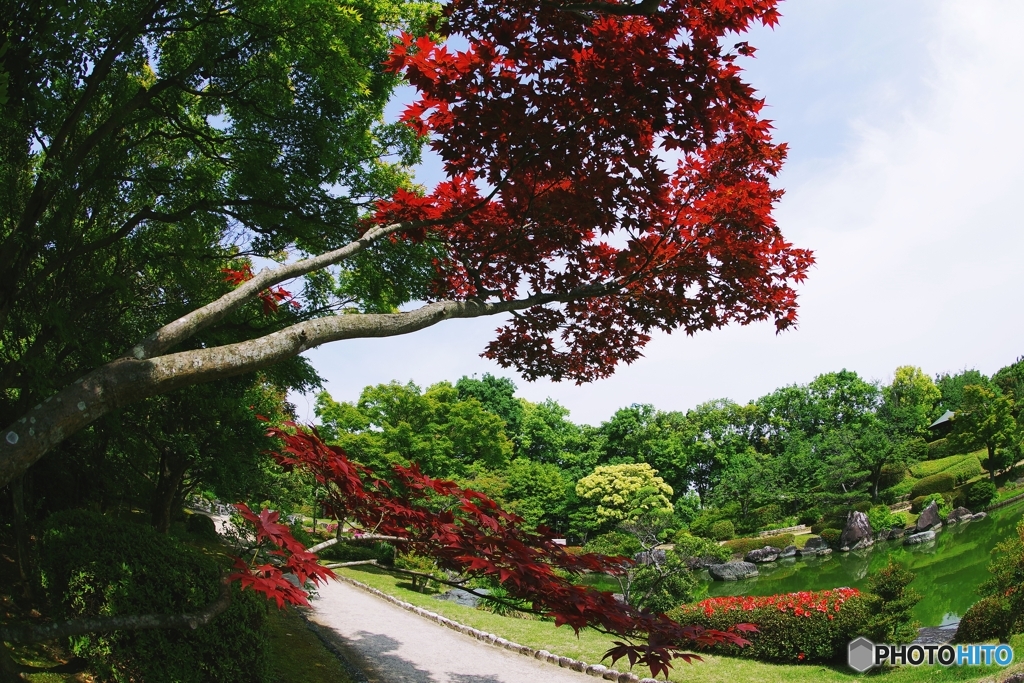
669,588,867,663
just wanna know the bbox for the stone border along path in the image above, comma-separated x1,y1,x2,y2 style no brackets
312,572,661,683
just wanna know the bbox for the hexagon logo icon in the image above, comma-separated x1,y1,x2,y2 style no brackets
848,637,876,672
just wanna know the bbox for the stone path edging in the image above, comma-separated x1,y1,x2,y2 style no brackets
985,491,1024,512
330,573,659,683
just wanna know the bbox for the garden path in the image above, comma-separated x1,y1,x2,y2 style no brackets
306,578,593,683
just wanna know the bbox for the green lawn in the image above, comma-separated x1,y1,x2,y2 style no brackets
266,604,355,683
334,565,1024,683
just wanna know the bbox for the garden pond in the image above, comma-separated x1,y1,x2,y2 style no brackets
701,498,1024,627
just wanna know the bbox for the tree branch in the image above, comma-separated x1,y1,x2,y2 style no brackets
544,0,662,17
0,284,611,487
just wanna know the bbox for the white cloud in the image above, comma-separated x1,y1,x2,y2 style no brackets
298,0,1024,425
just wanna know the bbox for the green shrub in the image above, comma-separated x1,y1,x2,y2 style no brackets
185,512,219,540
721,533,795,556
810,523,826,535
669,589,868,663
910,471,955,498
860,560,921,644
852,500,873,514
38,511,269,683
672,532,732,564
584,531,643,558
910,453,983,483
867,505,905,532
926,438,952,460
710,520,736,541
964,481,997,510
819,528,842,546
955,597,1016,643
394,550,445,592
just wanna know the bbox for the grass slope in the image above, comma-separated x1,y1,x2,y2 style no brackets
333,566,1023,683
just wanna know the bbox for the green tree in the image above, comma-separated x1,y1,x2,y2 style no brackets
315,382,512,477
949,385,1018,481
575,463,674,532
678,400,751,504
502,458,569,532
454,374,523,436
935,369,994,414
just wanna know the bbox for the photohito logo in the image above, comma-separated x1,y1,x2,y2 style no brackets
848,637,1015,672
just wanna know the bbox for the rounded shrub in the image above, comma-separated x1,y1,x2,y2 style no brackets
955,597,1014,644
752,504,783,529
185,512,219,540
709,519,735,541
910,471,955,499
38,511,268,683
965,481,997,510
852,500,873,514
819,528,842,547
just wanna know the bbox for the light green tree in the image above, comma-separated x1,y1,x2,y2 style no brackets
576,463,673,530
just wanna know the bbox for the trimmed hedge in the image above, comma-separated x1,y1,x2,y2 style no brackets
944,455,984,484
909,471,955,498
909,453,983,483
669,589,868,663
39,511,269,683
722,533,795,556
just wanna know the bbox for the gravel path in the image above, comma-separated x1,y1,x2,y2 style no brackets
306,579,594,683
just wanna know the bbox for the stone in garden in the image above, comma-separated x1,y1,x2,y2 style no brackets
904,529,936,545
708,561,759,581
744,546,781,563
535,650,551,661
887,527,905,539
803,535,828,550
603,670,621,680
916,501,942,531
946,507,974,524
586,663,608,676
839,511,874,551
433,587,489,608
684,555,720,570
972,512,987,521
779,545,797,558
634,549,666,565
618,673,640,683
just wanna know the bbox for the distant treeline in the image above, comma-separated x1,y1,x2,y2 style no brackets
315,357,1024,540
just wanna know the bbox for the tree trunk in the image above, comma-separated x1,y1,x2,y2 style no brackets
10,476,33,600
989,444,997,482
151,449,190,533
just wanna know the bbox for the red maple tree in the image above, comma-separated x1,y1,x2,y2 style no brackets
230,423,755,677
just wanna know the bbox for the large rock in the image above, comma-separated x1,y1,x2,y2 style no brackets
916,502,942,531
434,588,489,608
946,507,974,525
839,511,874,551
708,561,759,581
972,512,987,521
744,546,781,564
904,529,936,545
683,555,722,570
634,549,667,566
803,535,828,550
779,545,797,558
798,535,832,557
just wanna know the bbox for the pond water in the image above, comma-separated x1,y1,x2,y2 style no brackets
702,499,1024,627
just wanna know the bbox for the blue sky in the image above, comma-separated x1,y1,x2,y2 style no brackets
295,0,1024,425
